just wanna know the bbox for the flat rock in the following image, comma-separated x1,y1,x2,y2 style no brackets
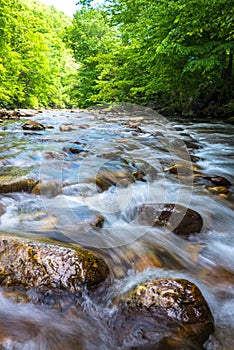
0,238,109,292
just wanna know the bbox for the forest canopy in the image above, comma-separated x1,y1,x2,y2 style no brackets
0,0,233,116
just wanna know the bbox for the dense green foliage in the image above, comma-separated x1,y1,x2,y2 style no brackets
1,0,233,114
0,0,77,108
70,0,234,115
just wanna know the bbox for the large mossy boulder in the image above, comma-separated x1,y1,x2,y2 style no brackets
0,178,38,194
115,278,214,349
0,238,109,292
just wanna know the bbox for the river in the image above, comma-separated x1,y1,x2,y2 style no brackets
0,104,233,349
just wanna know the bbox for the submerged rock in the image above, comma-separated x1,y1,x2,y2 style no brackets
95,169,144,192
0,238,109,292
203,175,232,188
0,178,37,194
135,203,203,236
31,181,62,197
164,163,200,176
115,278,214,349
22,120,45,130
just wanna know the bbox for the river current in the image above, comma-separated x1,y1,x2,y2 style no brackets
0,105,233,349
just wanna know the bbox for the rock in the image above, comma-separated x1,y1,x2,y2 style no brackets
184,140,200,150
63,142,89,155
31,181,62,197
0,203,6,216
115,278,214,350
86,214,105,228
95,169,137,192
203,175,232,188
207,186,231,198
43,151,66,160
135,203,203,236
60,124,89,132
164,163,200,176
0,109,21,120
22,120,45,130
0,237,109,292
0,178,37,194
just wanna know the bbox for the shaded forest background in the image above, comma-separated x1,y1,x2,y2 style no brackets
0,0,233,117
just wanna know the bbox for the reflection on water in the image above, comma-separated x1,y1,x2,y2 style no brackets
0,106,233,349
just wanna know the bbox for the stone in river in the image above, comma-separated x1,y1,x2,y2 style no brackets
115,278,214,350
31,181,62,197
207,186,231,199
22,120,45,130
164,163,200,176
204,175,232,188
0,178,37,194
135,203,203,237
0,237,109,292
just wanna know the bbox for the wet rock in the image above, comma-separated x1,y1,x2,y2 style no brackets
203,175,232,188
135,203,203,236
95,169,143,192
0,109,21,120
63,142,89,155
0,237,109,292
60,124,89,132
207,186,231,199
184,140,200,150
87,214,105,228
22,120,45,131
115,278,214,350
0,178,37,194
43,151,66,160
164,163,200,176
0,203,6,216
31,181,62,197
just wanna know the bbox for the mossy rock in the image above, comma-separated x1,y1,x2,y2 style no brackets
115,278,214,349
0,178,37,193
0,237,109,292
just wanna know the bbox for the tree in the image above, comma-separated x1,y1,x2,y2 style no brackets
69,0,234,113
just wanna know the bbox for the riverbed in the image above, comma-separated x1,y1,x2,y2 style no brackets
0,104,233,349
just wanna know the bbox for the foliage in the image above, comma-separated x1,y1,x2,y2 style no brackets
0,0,77,108
69,0,234,113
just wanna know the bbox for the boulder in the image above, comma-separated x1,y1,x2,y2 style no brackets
0,238,109,292
134,203,203,237
115,278,214,349
22,120,45,130
0,178,37,194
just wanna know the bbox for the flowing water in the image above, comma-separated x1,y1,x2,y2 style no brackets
0,105,233,349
